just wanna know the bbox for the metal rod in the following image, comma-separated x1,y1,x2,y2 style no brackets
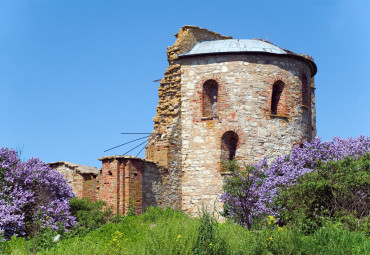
104,136,149,152
135,143,147,157
122,140,147,155
121,133,152,135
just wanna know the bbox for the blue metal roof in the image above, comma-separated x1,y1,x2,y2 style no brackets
179,39,288,56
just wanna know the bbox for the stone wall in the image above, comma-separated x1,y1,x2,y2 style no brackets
179,53,314,215
49,27,317,218
145,26,232,210
49,162,99,201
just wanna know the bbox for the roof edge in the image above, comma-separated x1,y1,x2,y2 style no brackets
98,155,145,161
179,51,317,77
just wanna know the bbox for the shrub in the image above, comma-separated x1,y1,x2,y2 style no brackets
68,197,112,236
221,161,265,229
278,153,370,233
0,148,76,239
221,136,370,228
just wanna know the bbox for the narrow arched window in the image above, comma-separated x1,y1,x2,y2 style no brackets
271,81,284,115
301,76,309,106
203,80,218,117
221,131,239,161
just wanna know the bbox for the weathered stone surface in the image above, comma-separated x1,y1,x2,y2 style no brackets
145,26,233,210
48,161,100,201
144,26,316,215
55,26,317,217
179,53,314,214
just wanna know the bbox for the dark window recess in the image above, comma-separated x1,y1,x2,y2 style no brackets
302,76,309,106
221,131,239,161
271,81,284,115
203,80,218,117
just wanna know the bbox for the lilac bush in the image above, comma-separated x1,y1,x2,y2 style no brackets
221,136,370,228
0,148,76,238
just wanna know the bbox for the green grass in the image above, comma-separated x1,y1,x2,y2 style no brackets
1,207,369,255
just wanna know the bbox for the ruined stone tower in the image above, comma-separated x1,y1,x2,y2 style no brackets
145,26,317,214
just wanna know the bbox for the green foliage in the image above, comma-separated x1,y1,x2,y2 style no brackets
278,153,370,234
68,197,112,236
141,208,198,255
221,160,266,230
193,208,226,255
30,227,62,253
221,159,239,173
0,235,30,255
1,206,369,254
126,197,136,217
140,206,185,223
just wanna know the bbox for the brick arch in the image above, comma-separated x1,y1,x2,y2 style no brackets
216,126,246,171
202,79,219,117
194,74,228,121
217,126,246,149
264,75,291,116
221,131,239,161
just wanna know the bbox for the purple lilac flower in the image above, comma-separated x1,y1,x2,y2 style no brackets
0,148,76,238
221,136,370,227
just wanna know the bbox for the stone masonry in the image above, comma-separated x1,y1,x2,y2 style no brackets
180,53,315,214
145,26,317,215
56,26,317,217
49,161,100,201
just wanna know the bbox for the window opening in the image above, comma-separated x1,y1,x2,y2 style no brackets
302,76,309,106
203,80,218,117
221,131,239,161
271,81,284,115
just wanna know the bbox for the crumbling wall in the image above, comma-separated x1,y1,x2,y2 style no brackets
310,76,316,138
82,174,99,201
145,26,232,209
302,55,316,139
49,162,100,200
149,26,232,137
50,163,84,197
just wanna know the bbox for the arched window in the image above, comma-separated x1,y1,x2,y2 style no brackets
203,80,218,117
221,131,239,161
271,81,284,115
301,76,309,106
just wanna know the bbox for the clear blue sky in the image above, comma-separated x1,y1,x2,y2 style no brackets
1,0,369,168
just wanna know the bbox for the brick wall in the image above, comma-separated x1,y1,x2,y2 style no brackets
82,174,99,201
99,156,169,214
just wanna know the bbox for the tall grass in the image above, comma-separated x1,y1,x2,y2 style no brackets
1,207,369,254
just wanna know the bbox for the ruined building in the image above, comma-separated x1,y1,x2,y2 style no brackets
55,26,317,216
49,161,100,201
